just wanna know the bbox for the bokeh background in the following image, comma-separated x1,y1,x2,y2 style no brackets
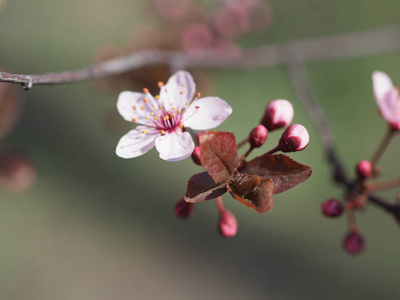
1,0,400,299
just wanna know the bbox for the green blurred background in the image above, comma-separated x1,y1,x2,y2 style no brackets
1,0,400,299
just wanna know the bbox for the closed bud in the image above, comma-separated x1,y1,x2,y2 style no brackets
174,199,194,219
260,99,294,131
356,160,372,180
191,146,202,165
321,199,343,217
218,210,238,237
279,124,309,152
249,125,268,148
343,230,364,255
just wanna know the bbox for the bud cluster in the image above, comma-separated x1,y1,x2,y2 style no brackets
320,70,400,256
177,98,311,237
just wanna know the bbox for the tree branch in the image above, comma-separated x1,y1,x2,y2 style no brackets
368,194,400,214
1,24,400,89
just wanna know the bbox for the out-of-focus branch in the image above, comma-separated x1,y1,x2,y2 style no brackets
283,38,400,217
1,24,400,89
283,48,351,187
368,194,400,214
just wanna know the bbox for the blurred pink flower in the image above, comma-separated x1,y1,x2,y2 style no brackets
213,2,250,38
116,71,232,161
372,71,400,130
181,23,214,55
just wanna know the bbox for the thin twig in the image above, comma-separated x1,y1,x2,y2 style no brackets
1,24,400,89
368,194,400,214
370,126,395,167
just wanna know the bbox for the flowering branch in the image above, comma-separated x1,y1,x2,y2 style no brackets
283,40,400,223
1,24,400,90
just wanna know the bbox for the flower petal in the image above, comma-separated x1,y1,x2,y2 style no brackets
182,97,232,130
155,131,194,161
372,71,394,104
116,126,159,159
159,71,196,110
117,91,157,124
381,88,400,122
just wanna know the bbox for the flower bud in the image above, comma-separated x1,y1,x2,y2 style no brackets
191,146,202,165
218,210,238,237
249,125,268,148
356,160,372,180
260,99,294,131
343,230,364,255
0,151,36,192
279,124,309,152
321,199,343,218
174,199,195,219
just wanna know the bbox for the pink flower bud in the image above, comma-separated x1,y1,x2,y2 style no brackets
279,124,309,152
343,230,364,255
174,199,195,219
356,160,372,180
260,99,294,131
321,199,343,218
218,211,238,237
191,146,202,165
249,125,268,148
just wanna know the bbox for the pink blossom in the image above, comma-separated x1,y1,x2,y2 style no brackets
116,71,232,161
372,71,400,130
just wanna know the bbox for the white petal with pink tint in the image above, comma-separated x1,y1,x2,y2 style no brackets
155,131,194,162
116,126,159,159
372,71,393,103
117,91,157,124
160,71,196,110
182,97,232,130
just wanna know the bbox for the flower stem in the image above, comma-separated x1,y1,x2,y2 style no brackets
215,197,225,213
370,126,395,168
266,145,280,155
237,137,249,149
244,146,254,158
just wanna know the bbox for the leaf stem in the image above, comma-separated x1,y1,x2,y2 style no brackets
215,197,225,213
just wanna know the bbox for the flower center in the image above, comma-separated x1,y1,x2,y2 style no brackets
129,84,201,135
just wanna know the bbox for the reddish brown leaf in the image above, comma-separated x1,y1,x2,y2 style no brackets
240,154,312,194
185,172,227,203
227,174,274,213
199,131,238,183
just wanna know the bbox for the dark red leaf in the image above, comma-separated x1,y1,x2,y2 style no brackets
239,154,312,194
185,172,227,203
199,131,238,183
227,174,274,213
